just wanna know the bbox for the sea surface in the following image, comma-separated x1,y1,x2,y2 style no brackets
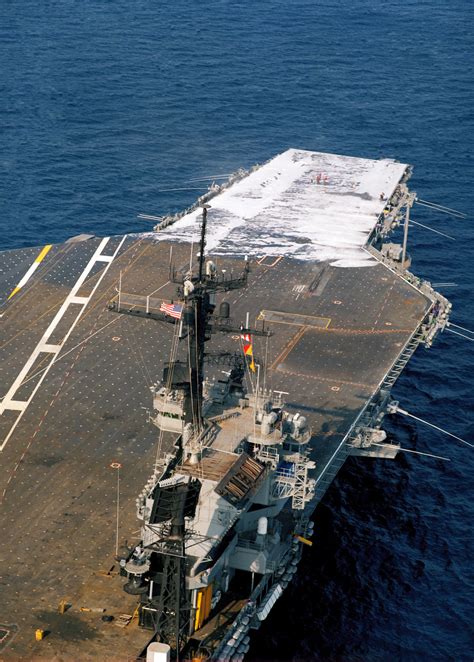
0,1,473,660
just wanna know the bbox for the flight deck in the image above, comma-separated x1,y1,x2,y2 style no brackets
0,149,446,660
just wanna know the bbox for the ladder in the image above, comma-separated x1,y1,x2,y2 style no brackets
311,441,350,506
292,459,310,510
380,326,425,390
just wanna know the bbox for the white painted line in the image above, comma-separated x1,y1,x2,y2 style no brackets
96,255,114,262
16,262,41,289
70,296,89,305
38,343,62,354
0,235,127,451
5,400,27,412
0,237,110,416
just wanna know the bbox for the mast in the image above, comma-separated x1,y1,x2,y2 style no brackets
187,203,211,431
108,204,269,435
108,205,271,658
197,204,209,283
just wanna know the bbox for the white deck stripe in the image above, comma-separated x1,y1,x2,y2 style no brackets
5,400,27,412
0,237,110,417
16,261,41,289
0,235,127,451
96,255,114,262
38,343,62,354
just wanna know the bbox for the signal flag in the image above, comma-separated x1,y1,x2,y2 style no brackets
241,333,256,372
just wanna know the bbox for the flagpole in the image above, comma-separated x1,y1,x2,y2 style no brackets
118,270,122,311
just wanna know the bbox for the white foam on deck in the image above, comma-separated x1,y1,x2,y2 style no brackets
153,149,408,267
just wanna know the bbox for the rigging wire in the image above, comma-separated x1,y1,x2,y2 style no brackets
449,322,474,335
123,333,152,388
138,174,231,195
156,187,208,193
409,219,455,240
7,269,172,400
395,406,473,449
0,316,122,404
372,443,451,462
415,198,467,218
137,214,163,223
445,328,474,343
187,174,232,182
414,200,466,219
127,324,154,387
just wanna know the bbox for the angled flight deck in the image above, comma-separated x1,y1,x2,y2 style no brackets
0,149,443,660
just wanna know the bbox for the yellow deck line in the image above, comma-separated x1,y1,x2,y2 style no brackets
7,286,21,300
35,244,52,263
7,244,52,300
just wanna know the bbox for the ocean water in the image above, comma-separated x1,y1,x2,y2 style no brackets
1,1,473,660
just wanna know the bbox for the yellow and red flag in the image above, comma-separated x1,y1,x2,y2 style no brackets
241,333,256,372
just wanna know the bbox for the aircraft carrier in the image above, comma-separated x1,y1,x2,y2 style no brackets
0,149,450,661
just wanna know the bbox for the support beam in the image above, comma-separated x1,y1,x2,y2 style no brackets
401,202,410,269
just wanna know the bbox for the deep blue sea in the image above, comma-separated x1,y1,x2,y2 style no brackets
1,1,472,660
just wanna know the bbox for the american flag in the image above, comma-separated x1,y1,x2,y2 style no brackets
160,301,183,320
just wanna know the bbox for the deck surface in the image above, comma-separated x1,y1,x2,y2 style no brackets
156,148,408,267
0,232,430,660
